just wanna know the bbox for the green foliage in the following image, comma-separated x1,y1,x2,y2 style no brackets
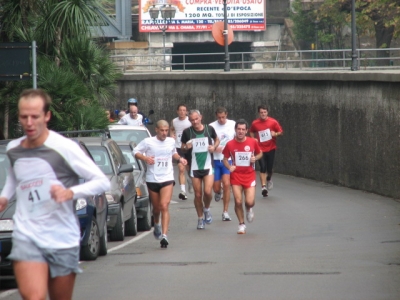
0,0,119,138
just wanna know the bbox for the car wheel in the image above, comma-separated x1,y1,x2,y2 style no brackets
80,216,100,261
109,205,125,241
125,205,137,236
99,221,108,256
138,199,152,231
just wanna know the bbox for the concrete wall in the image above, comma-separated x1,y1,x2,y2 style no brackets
114,71,400,199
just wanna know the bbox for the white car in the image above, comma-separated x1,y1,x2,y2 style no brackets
108,125,152,144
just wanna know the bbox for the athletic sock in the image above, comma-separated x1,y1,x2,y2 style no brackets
180,185,186,192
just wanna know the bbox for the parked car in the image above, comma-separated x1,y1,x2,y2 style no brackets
117,141,152,231
0,139,108,274
77,137,137,241
107,125,152,144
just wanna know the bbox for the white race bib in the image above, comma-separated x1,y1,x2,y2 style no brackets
192,137,209,153
259,129,272,142
176,133,182,143
154,157,170,175
235,152,252,167
16,178,59,220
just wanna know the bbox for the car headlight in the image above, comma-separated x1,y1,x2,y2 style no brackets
106,193,117,204
0,219,14,231
75,198,87,211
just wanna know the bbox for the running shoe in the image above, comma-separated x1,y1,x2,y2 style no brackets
197,219,205,229
267,180,273,190
160,234,169,248
153,224,162,240
204,209,213,224
214,192,222,202
261,186,268,197
179,190,188,200
246,208,254,223
222,211,231,221
237,224,246,234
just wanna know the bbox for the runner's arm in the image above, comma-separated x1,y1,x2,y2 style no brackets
0,165,17,203
170,120,176,138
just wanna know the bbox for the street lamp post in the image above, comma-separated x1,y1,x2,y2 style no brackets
350,0,358,71
223,0,230,72
149,5,176,70
314,20,319,68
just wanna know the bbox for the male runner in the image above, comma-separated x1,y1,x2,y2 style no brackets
134,120,187,248
181,110,219,229
118,104,143,126
0,89,110,299
209,107,235,221
223,119,262,234
170,104,192,200
249,105,283,197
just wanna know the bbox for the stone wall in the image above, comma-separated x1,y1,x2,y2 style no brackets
114,71,400,199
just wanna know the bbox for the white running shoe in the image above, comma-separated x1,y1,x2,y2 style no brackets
197,219,205,229
267,180,273,190
237,224,246,234
246,208,254,223
153,224,162,240
204,209,212,224
214,192,222,202
222,211,231,221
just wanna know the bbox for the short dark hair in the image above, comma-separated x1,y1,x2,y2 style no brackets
234,119,248,130
257,105,268,112
215,107,227,115
177,104,187,110
19,89,52,113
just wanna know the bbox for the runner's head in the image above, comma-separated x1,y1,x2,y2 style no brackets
234,119,248,141
18,89,51,142
188,109,203,130
129,105,139,119
176,104,188,119
257,105,268,120
155,120,169,141
215,107,228,125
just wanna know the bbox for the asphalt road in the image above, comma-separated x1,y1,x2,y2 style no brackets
1,171,399,300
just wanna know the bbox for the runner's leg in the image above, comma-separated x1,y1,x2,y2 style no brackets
48,273,77,300
221,174,231,212
192,177,204,218
203,174,214,209
232,185,244,224
159,184,174,235
243,186,256,211
148,189,161,224
14,261,49,300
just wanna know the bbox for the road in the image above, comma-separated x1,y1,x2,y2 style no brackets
1,172,399,300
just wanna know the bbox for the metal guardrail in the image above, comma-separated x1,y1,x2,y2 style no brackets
110,48,400,72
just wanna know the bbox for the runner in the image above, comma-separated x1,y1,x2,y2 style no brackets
223,119,262,234
170,104,192,200
0,89,110,299
181,110,219,229
118,104,143,126
249,105,283,197
209,107,236,221
134,120,187,248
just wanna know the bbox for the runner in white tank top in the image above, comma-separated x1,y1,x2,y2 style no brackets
170,104,192,200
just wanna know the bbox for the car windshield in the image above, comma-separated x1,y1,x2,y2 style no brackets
87,146,114,175
109,130,149,144
0,152,10,193
119,145,140,170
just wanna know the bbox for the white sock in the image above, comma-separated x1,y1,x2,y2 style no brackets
203,207,209,212
180,184,186,192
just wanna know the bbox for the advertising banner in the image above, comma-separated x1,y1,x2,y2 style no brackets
139,0,266,32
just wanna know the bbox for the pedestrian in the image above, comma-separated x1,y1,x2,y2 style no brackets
118,104,143,126
105,109,115,122
170,104,193,200
0,89,110,299
222,119,262,234
133,120,187,248
127,98,145,121
181,109,219,229
249,105,283,197
118,110,126,119
209,107,236,221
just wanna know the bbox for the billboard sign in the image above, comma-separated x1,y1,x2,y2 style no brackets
139,0,266,32
0,43,31,81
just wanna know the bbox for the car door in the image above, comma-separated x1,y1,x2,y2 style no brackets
108,141,136,219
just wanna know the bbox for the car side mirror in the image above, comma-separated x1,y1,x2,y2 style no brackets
118,164,133,174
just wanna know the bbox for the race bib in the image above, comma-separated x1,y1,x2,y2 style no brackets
154,157,170,175
16,178,59,220
192,137,209,153
259,129,272,142
235,152,251,167
176,133,182,143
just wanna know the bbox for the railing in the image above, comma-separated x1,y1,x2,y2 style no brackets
110,48,400,72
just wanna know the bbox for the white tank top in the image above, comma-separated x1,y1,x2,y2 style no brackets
172,117,191,148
